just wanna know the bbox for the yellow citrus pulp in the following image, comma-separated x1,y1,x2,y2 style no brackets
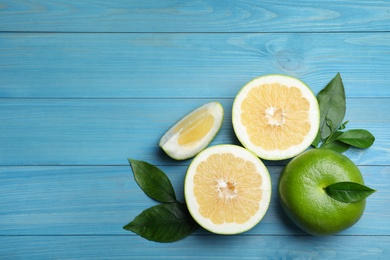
232,75,320,160
159,102,223,160
184,145,271,234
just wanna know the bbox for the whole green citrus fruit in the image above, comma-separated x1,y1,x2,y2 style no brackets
278,148,366,235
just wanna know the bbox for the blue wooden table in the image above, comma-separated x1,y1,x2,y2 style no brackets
1,1,390,259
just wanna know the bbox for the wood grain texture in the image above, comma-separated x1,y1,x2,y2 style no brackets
0,98,387,166
1,235,389,259
0,165,387,236
1,1,389,259
1,0,389,33
1,32,390,98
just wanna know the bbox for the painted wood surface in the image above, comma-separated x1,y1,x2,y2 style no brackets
2,236,390,259
1,33,390,98
1,165,387,236
1,1,389,259
1,0,389,32
0,98,388,166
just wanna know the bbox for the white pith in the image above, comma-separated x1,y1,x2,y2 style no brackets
265,106,285,126
217,180,237,199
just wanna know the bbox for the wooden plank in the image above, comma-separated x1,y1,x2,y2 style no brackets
0,98,387,166
1,32,390,98
1,1,389,259
0,165,387,236
1,1,389,33
1,234,389,259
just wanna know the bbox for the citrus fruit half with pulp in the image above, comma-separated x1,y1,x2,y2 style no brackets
159,102,224,160
184,144,272,234
278,148,366,235
232,74,320,160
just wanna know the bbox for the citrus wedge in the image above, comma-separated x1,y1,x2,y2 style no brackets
232,74,320,160
159,102,224,160
184,144,271,234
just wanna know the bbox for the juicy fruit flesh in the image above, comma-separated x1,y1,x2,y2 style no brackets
174,108,214,147
185,145,272,235
278,148,366,235
241,83,311,151
194,153,263,225
159,101,224,160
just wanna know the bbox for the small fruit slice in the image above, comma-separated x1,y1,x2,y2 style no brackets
232,74,320,160
159,102,224,160
184,144,271,234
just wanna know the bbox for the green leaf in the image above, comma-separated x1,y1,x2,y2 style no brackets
128,159,176,203
325,182,376,203
321,140,350,153
123,202,199,243
324,130,343,143
311,132,321,147
325,116,334,132
320,130,349,152
334,129,375,149
317,73,346,140
339,120,349,131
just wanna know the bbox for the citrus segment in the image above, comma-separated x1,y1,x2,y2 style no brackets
232,75,320,160
159,102,223,160
174,108,214,146
185,145,271,234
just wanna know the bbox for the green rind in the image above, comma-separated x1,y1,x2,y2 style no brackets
278,148,366,236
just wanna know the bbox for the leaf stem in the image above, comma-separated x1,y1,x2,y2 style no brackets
320,117,337,147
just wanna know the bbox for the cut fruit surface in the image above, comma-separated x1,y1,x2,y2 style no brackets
232,75,320,160
184,145,271,234
159,102,224,160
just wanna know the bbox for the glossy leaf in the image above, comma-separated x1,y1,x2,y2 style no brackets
317,73,346,140
320,130,349,152
123,202,199,243
321,140,350,153
339,120,349,130
312,132,321,147
334,129,375,148
128,158,176,203
325,182,376,203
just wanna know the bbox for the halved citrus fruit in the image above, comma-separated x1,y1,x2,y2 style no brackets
159,102,224,160
232,74,320,160
184,144,271,234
